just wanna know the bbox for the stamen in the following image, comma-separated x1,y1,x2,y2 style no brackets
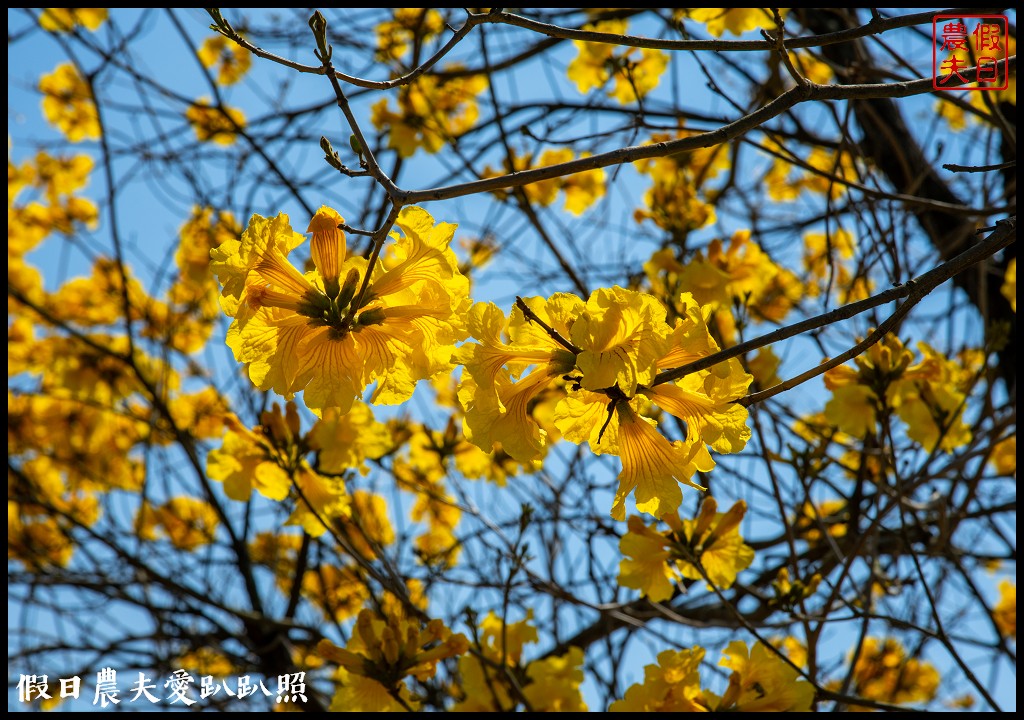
246,284,302,312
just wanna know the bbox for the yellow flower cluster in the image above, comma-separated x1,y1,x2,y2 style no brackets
9,394,145,493
38,63,101,142
375,8,446,63
847,637,939,707
197,34,252,86
803,228,873,304
160,207,241,352
8,502,76,570
212,205,471,415
38,238,225,354
167,387,228,441
646,229,801,345
482,147,607,215
173,647,234,678
136,497,219,551
678,9,786,37
610,640,813,712
33,207,239,356
249,531,381,623
38,8,107,33
989,434,1015,476
8,323,177,569
619,497,754,600
389,420,465,567
684,230,801,323
567,19,668,104
788,49,834,85
48,259,141,327
318,609,469,712
993,580,1015,639
770,567,822,609
371,72,487,157
452,611,587,712
207,407,308,501
793,499,848,544
9,453,101,570
206,401,390,536
824,334,973,451
9,149,251,579
765,144,860,202
457,288,751,520
185,97,246,145
456,295,579,464
302,564,370,623
1003,258,1016,313
9,150,99,264
633,130,727,239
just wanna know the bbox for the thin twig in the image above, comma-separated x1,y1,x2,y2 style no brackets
208,7,487,90
943,159,1017,174
514,296,582,354
483,7,987,53
763,9,809,89
651,216,1016,388
399,56,1017,205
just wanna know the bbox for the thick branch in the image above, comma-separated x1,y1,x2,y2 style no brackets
652,217,1016,388
800,8,1016,388
398,57,1016,205
484,8,1003,53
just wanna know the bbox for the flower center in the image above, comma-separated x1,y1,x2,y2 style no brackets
292,269,383,339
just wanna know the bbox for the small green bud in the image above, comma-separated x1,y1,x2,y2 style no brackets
206,8,228,33
323,275,341,301
357,308,386,327
336,268,360,310
296,289,332,319
319,135,344,171
349,134,363,157
308,10,331,61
